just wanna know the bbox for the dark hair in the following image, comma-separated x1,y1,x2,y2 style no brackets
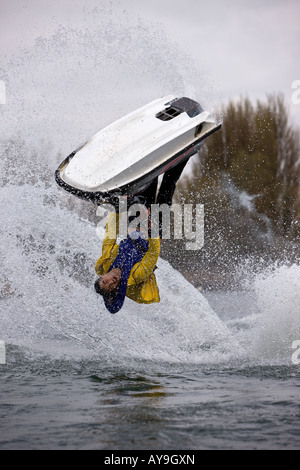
94,276,122,313
94,279,107,297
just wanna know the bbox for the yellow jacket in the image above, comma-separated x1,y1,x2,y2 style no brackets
95,212,160,304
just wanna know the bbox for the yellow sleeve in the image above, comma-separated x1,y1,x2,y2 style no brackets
95,212,119,275
128,237,160,286
102,212,119,252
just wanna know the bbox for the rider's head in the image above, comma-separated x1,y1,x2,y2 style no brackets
94,268,126,314
95,269,121,295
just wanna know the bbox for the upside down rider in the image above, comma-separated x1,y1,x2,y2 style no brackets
94,159,188,314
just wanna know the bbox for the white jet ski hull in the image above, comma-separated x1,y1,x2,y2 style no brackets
55,96,221,205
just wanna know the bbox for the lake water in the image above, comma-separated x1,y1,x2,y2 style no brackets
1,195,299,451
1,322,299,450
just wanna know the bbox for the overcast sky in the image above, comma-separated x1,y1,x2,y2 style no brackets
0,0,299,144
140,0,300,106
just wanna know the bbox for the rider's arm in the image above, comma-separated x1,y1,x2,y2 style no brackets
102,211,119,250
95,212,119,275
128,237,160,286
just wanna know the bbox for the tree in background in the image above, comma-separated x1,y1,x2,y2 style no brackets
189,95,299,232
162,95,300,288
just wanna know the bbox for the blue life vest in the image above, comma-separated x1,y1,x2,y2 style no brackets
104,231,149,313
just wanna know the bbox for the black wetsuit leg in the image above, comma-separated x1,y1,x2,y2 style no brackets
154,159,190,238
156,159,189,206
127,178,158,231
140,178,159,209
128,159,188,237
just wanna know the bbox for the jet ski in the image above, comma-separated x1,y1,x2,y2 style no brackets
55,95,221,205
